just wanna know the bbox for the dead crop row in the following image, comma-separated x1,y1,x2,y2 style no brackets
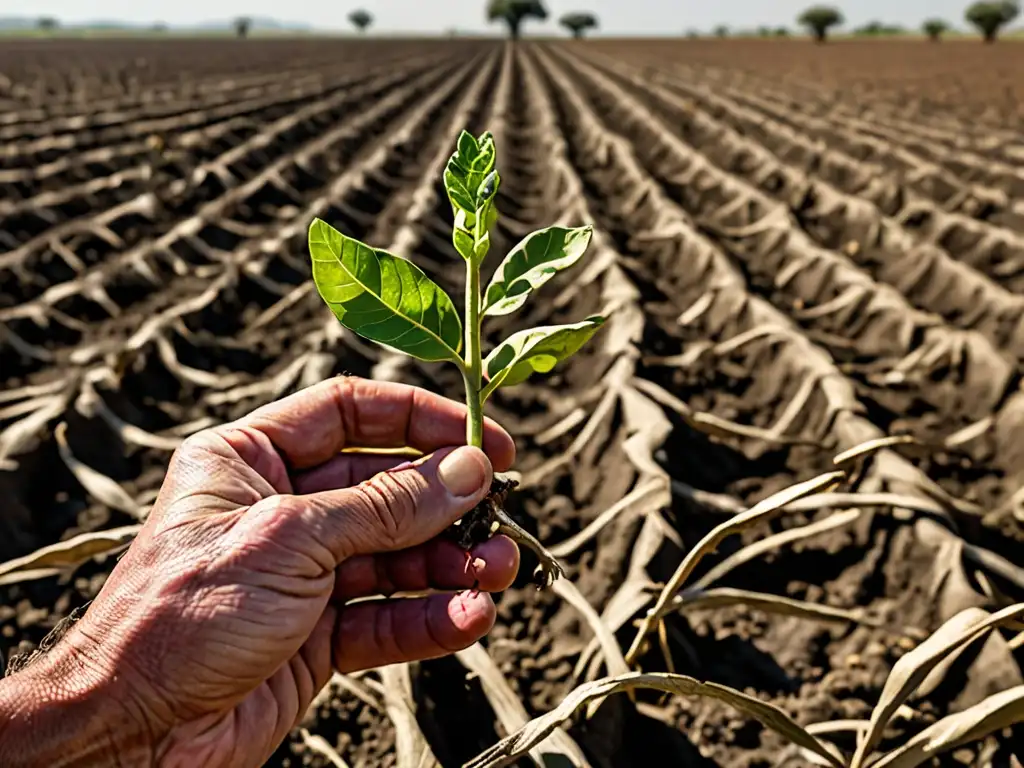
0,59,339,144
0,55,466,338
5,40,1024,767
740,67,1024,164
692,64,1024,204
585,49,1024,282
0,56,452,266
568,48,1024,362
720,74,1024,228
0,47,449,206
0,40,455,129
0,47,449,182
517,44,1024,765
620,43,1024,166
615,55,1024,219
527,42,908,494
630,57,1024,290
541,45,1013,434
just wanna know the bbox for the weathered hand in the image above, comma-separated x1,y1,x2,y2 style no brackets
0,377,519,767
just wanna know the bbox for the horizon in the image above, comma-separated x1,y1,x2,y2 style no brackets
15,1,1023,35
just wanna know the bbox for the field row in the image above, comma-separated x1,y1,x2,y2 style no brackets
2,40,1023,766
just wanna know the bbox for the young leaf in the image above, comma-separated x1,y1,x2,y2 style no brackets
453,228,475,261
309,218,463,362
482,225,594,317
457,130,479,163
482,317,605,398
446,130,497,216
444,165,476,214
476,130,494,154
470,142,495,175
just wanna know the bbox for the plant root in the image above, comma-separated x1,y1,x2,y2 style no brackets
441,475,565,589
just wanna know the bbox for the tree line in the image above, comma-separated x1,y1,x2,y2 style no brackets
29,1,1022,43
484,0,1021,43
794,2,1020,43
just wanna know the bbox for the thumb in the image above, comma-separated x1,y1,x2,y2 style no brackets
294,445,493,564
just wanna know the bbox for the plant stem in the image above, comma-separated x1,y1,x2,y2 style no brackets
463,250,484,449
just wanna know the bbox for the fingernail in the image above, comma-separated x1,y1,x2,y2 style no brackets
438,447,488,498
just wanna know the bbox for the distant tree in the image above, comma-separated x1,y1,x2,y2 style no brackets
757,25,773,37
487,0,548,40
348,9,373,33
151,22,169,33
234,16,251,38
37,16,59,31
798,5,844,42
713,24,730,37
964,1,1020,42
775,26,791,36
685,28,701,39
559,11,598,38
922,18,950,40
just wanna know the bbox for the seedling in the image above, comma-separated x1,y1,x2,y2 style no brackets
308,129,605,588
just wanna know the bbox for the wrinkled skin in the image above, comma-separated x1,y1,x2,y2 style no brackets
3,377,520,767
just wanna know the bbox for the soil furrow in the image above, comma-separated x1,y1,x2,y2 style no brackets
539,44,1014,435
526,42,1024,766
0,44,459,154
685,63,1024,205
0,55,449,252
0,48,450,201
4,38,1024,768
0,58,478,391
0,58,462,318
568,48,1024,359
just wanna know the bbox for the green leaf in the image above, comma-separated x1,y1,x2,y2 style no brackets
471,145,495,175
482,225,593,317
474,231,491,261
483,317,605,398
444,165,476,214
447,130,497,216
457,130,479,164
453,228,475,261
309,218,463,362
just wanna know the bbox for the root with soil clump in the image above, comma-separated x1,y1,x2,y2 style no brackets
442,475,565,589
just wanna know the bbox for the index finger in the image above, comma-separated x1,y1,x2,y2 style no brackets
229,376,516,472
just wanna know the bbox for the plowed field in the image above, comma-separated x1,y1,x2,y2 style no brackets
3,37,1024,767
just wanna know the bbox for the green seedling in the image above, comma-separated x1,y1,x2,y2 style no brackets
308,129,605,587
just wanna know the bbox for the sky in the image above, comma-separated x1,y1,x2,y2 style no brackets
24,1,998,34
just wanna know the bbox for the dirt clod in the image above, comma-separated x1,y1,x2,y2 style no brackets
441,475,519,551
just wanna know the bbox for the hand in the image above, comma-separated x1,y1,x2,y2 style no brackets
0,377,519,767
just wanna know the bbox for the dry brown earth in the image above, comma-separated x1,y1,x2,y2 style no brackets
2,36,1024,767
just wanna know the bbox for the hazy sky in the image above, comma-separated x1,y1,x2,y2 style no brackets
31,1,998,34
